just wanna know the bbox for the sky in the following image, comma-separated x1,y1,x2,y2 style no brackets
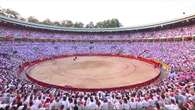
0,0,195,27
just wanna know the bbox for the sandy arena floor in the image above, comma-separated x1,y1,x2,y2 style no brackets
27,56,160,89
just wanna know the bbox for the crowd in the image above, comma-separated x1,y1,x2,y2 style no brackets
0,40,194,71
0,40,194,110
0,22,195,40
0,23,194,110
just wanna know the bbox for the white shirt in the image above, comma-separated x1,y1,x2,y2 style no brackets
129,101,137,109
34,99,42,107
86,101,96,110
101,102,109,110
164,104,180,110
60,100,69,110
122,103,130,110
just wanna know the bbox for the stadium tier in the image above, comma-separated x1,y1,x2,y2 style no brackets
0,15,195,109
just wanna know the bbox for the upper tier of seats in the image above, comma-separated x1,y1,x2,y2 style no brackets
0,15,195,40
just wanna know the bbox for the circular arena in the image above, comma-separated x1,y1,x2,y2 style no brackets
24,55,160,91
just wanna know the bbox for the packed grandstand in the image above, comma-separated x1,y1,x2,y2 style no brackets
0,13,195,110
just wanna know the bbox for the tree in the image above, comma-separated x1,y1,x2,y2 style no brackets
73,22,84,28
95,22,104,28
61,20,73,27
27,16,39,23
5,9,20,19
110,18,122,27
85,22,95,28
95,18,122,28
0,7,123,28
53,21,61,26
42,18,52,25
0,7,6,16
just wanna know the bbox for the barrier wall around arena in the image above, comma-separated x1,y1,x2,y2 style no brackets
0,36,194,43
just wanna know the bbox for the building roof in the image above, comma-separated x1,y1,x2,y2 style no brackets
0,14,195,32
